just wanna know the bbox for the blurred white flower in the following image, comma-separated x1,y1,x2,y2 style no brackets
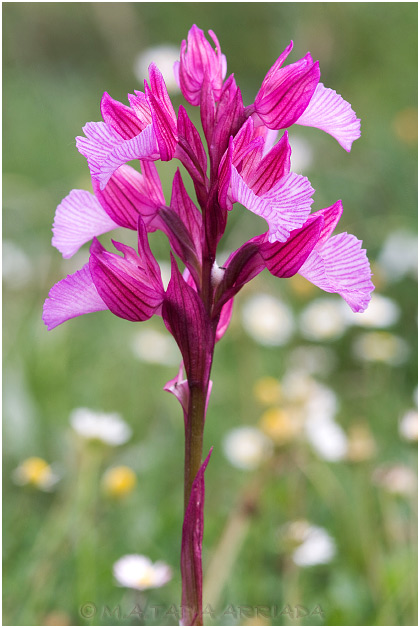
282,520,336,567
287,345,336,376
241,294,294,346
134,44,180,93
289,135,314,173
280,370,345,461
399,409,418,442
372,464,417,496
293,526,336,567
305,415,348,462
282,371,338,419
341,294,400,328
222,426,273,470
113,554,172,590
304,381,339,423
377,229,418,282
352,332,410,366
3,240,33,289
299,298,348,341
70,408,132,446
12,457,60,491
131,328,180,366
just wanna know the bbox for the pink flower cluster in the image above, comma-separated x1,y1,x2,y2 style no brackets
44,25,372,337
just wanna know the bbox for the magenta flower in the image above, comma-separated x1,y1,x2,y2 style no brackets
44,25,373,626
248,40,361,151
76,64,178,189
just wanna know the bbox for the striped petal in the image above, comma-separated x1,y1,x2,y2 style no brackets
299,232,374,312
93,163,164,231
295,83,361,151
100,92,146,140
43,264,108,330
89,239,164,322
261,215,323,277
76,121,159,190
52,189,120,258
231,166,314,243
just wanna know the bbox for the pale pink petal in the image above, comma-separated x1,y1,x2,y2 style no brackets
76,121,159,190
295,83,361,151
299,232,374,312
52,189,120,258
230,166,314,243
43,264,108,330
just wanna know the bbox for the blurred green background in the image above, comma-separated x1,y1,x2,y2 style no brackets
3,2,417,626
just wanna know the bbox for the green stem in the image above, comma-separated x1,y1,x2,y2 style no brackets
184,384,207,513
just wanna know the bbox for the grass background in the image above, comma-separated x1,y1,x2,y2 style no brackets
3,2,418,626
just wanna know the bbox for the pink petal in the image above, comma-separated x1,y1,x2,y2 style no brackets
170,169,202,255
128,91,153,126
76,121,159,190
295,82,361,151
93,164,163,231
230,166,314,243
299,232,374,312
145,64,178,161
254,54,320,129
52,189,119,258
100,92,146,140
176,106,208,185
89,223,164,322
212,75,245,167
261,214,324,277
311,199,343,245
247,131,291,195
43,264,108,330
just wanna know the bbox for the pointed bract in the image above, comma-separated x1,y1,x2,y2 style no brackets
181,449,213,626
162,257,213,386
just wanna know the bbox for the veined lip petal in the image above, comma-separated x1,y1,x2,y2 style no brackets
230,166,314,243
52,189,120,259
